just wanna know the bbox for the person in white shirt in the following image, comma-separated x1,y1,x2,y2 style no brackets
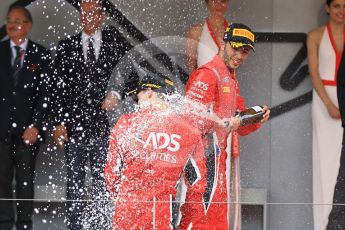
0,4,52,230
51,0,130,229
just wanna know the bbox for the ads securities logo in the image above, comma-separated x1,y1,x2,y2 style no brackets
143,132,181,152
195,81,209,91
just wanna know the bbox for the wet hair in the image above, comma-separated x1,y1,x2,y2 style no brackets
326,0,333,6
7,4,33,23
81,0,100,5
80,0,104,15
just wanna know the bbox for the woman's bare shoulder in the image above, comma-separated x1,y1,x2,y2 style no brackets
186,22,204,39
307,25,326,41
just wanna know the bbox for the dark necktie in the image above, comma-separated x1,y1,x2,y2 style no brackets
87,37,96,67
12,46,23,86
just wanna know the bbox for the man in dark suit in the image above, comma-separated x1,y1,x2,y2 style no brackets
51,0,130,229
327,46,345,229
0,4,52,230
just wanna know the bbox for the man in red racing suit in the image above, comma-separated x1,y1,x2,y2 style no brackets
104,75,206,229
180,23,270,230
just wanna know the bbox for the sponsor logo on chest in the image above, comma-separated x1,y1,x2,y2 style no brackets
194,81,209,91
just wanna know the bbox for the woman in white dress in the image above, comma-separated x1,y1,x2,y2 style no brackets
307,0,345,229
185,0,229,73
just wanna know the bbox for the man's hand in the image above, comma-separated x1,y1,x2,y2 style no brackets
101,92,119,111
222,116,241,133
22,126,39,145
53,125,68,149
260,105,271,124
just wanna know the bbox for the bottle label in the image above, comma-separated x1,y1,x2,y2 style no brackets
252,106,263,113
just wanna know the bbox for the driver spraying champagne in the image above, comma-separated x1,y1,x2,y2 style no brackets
181,23,270,230
104,74,207,229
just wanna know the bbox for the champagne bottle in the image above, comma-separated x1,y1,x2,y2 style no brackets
236,105,264,125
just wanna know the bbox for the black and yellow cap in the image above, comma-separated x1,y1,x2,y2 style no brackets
223,23,255,51
125,74,175,96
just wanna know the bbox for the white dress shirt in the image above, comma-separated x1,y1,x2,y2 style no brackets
81,30,102,61
10,39,28,66
81,30,121,100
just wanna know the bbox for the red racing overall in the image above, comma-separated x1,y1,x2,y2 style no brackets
105,107,206,230
181,55,260,230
